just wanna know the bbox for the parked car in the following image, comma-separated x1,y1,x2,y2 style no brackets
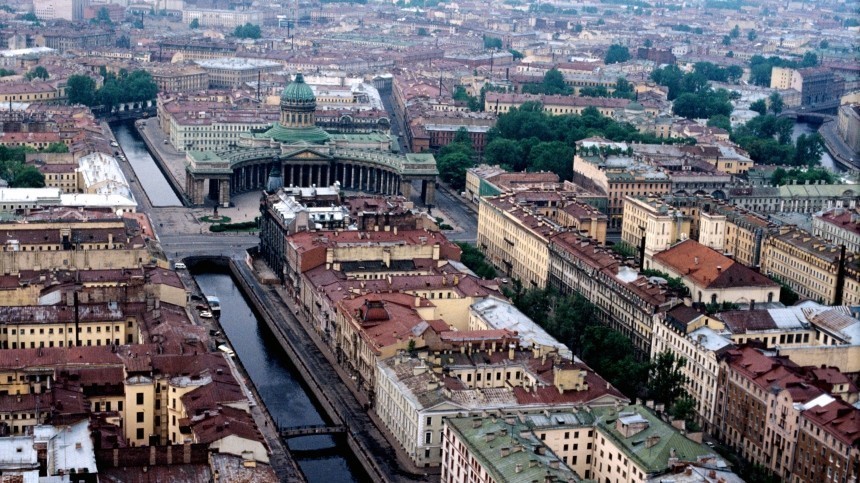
174,262,186,269
199,310,213,318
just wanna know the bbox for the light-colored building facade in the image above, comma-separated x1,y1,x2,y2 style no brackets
650,239,780,306
181,8,263,29
194,58,283,89
760,226,858,305
621,196,691,259
812,207,860,254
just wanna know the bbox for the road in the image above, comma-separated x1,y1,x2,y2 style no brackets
433,187,478,243
158,233,259,258
819,120,859,171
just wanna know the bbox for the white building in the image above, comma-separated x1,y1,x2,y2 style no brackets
468,297,573,359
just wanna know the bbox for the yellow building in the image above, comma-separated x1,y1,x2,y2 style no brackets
477,193,562,288
621,196,691,259
760,226,858,305
650,239,780,306
0,304,138,349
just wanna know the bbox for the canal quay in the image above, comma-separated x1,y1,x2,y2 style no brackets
109,120,429,482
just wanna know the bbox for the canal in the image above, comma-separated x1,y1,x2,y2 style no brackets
193,269,365,483
793,122,840,172
109,121,183,206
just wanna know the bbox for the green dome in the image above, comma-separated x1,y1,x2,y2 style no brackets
280,73,315,104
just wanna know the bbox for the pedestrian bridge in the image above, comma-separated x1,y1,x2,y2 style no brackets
279,424,347,438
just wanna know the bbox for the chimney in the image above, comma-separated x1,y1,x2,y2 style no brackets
508,343,515,360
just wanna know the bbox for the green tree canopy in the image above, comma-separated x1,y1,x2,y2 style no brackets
189,18,199,29
648,351,688,407
528,141,574,180
66,75,97,106
234,23,262,39
483,138,526,171
483,35,502,50
25,66,48,80
750,99,768,115
768,92,784,114
604,44,630,64
672,89,733,120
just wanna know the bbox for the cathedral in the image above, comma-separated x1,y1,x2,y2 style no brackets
184,73,438,207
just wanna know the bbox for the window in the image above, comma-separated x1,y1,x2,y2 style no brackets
136,393,144,405
136,412,144,423
425,431,432,444
136,428,144,440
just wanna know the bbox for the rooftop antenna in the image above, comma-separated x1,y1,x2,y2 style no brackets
257,70,261,102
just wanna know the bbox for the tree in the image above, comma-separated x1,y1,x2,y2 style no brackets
234,23,262,39
541,68,569,95
456,242,496,279
0,69,15,77
528,141,575,180
43,143,68,153
25,66,48,80
11,165,45,188
801,51,818,67
722,35,731,46
820,40,829,49
768,92,784,114
643,38,652,48
483,35,502,50
670,396,697,427
66,75,97,106
95,6,112,24
417,27,429,36
484,138,526,171
604,45,630,64
18,12,38,22
648,350,688,407
750,99,768,115
580,325,649,398
794,133,824,166
189,18,199,29
509,49,524,60
672,90,733,120
747,29,757,41
770,166,834,186
707,115,732,132
730,25,740,38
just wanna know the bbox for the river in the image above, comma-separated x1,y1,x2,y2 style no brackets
110,121,183,206
792,122,840,172
193,270,365,483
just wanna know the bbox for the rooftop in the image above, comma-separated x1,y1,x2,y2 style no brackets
653,239,778,290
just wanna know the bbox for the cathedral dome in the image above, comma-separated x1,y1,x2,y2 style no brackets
280,73,315,105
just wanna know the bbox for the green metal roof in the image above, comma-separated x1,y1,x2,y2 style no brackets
591,405,715,475
262,123,331,144
280,72,315,104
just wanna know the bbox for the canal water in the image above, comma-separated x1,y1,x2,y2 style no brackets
792,122,840,172
109,121,183,206
193,270,365,483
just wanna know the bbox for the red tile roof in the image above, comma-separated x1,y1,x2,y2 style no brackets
653,239,777,289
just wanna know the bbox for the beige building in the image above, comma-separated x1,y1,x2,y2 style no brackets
484,92,645,118
181,8,263,29
621,196,691,259
549,232,675,357
477,193,563,288
812,207,860,254
194,58,283,89
650,239,780,306
377,349,627,468
148,65,209,93
650,306,732,432
760,226,858,305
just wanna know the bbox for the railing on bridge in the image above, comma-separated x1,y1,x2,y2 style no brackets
279,424,347,438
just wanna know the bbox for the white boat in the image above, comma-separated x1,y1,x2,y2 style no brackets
206,295,221,313
217,344,235,358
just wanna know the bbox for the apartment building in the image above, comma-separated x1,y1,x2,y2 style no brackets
0,210,156,274
714,346,859,481
148,64,209,93
812,207,860,254
484,92,636,118
726,183,859,214
194,58,282,89
573,142,671,229
442,405,740,483
549,232,676,356
181,8,263,29
379,349,627,468
621,196,691,259
650,305,733,432
442,416,580,483
760,226,857,305
792,397,860,483
464,165,558,204
0,81,62,104
650,239,780,306
477,193,563,288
